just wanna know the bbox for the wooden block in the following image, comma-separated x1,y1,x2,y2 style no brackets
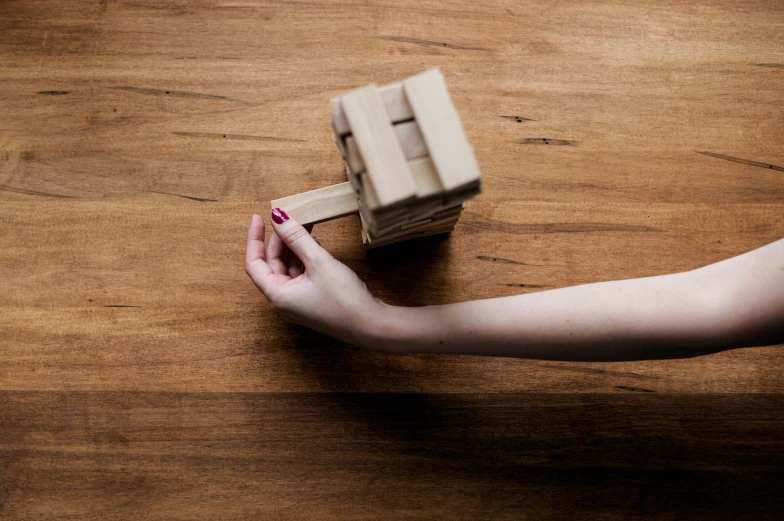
333,123,349,162
432,203,464,220
332,82,414,136
401,217,433,230
431,214,461,229
358,210,369,231
344,161,362,192
359,171,381,210
358,156,443,210
271,181,358,225
403,69,481,191
357,201,378,234
340,85,417,208
370,212,461,242
357,184,410,234
407,156,443,199
358,199,407,236
392,197,462,228
365,223,454,248
365,201,436,235
368,191,461,236
369,218,407,238
365,225,455,249
358,211,377,246
344,120,428,174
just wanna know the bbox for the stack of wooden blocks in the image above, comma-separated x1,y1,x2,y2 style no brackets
271,68,481,248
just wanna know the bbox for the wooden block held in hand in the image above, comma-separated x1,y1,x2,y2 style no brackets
271,182,358,225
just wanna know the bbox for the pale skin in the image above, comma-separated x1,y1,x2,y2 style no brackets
246,212,784,361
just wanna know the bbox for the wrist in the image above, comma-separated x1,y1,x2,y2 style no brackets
353,301,415,354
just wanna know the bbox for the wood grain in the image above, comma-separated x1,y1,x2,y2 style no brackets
2,391,782,520
271,181,358,225
1,0,783,518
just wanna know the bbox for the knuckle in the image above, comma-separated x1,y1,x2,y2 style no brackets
284,226,309,245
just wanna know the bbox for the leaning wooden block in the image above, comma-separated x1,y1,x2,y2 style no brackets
271,182,358,225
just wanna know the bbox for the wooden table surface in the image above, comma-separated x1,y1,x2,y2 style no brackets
2,0,783,518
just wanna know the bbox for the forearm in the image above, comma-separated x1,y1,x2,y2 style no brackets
366,269,731,361
361,239,784,361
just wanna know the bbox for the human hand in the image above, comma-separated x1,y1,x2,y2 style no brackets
245,209,387,345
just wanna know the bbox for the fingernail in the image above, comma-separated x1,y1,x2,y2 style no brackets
271,207,289,224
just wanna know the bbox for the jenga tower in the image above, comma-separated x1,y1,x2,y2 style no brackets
272,68,481,248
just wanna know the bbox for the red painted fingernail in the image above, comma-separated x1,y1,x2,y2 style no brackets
271,208,289,224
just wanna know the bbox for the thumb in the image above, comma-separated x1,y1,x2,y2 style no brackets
270,208,324,266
